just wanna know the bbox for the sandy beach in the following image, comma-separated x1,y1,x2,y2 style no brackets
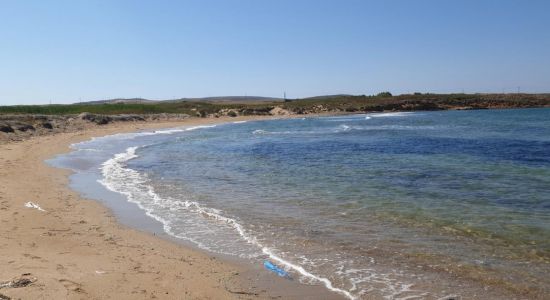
0,116,343,300
2,1,548,298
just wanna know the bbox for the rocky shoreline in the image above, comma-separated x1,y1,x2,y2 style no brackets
2,96,550,143
0,113,191,143
0,108,292,143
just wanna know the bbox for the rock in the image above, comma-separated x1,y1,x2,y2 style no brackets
15,124,35,132
93,116,112,125
28,115,48,121
0,275,35,289
218,109,240,117
141,113,187,121
78,112,94,120
197,111,207,118
111,114,145,122
77,112,112,125
269,106,290,116
0,124,14,133
39,122,53,129
10,277,33,288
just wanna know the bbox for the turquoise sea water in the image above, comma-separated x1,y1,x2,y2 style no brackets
51,108,550,299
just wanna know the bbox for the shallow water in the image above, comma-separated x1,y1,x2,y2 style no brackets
50,109,550,299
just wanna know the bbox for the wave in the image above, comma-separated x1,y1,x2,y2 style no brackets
338,124,352,132
252,129,267,135
330,124,442,134
98,146,357,300
333,124,442,133
368,112,416,118
142,125,216,136
252,127,427,136
324,118,365,122
87,120,428,299
253,123,437,137
71,125,217,150
321,112,414,122
252,129,318,135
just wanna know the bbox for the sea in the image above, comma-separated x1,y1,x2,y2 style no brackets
49,108,550,299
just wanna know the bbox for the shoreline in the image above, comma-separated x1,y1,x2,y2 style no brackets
4,109,545,299
0,115,344,299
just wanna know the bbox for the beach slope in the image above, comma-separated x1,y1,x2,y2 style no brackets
0,120,251,299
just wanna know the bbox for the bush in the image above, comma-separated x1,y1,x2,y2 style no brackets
376,92,393,97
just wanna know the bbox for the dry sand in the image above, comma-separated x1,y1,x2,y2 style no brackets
0,116,344,300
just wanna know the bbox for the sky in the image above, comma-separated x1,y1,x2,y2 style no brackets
0,0,549,105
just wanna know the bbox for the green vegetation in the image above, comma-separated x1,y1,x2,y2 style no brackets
0,101,278,116
1,93,549,116
376,91,393,97
281,93,550,113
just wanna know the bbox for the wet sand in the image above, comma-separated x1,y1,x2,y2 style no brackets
0,116,344,300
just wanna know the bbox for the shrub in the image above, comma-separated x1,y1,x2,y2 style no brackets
376,92,393,97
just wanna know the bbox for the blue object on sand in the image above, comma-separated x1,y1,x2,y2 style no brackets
263,260,290,278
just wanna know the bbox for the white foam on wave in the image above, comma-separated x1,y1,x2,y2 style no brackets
252,129,298,135
70,125,217,150
133,125,218,136
252,129,267,135
89,121,428,300
338,124,352,132
98,145,358,300
334,124,440,132
98,146,244,253
77,148,103,152
252,129,321,136
368,112,415,118
233,120,248,124
324,118,364,122
321,113,411,122
332,260,429,299
254,123,438,137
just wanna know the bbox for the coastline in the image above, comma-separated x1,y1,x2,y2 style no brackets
0,116,344,299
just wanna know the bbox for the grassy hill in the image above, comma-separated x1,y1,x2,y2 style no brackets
1,93,549,116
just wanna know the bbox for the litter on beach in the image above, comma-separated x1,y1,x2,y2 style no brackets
263,260,290,278
24,202,46,212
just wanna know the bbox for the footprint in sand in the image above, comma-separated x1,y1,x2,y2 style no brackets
58,279,85,294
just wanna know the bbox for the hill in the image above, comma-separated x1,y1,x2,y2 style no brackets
1,93,549,116
79,96,282,105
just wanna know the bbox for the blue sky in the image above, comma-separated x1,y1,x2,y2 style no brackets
1,0,549,105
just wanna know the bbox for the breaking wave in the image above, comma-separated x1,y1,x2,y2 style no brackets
98,146,357,300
